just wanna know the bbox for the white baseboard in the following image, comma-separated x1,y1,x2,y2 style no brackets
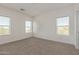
34,33,75,47
34,33,49,40
0,35,32,45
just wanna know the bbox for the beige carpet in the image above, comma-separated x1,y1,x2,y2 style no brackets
0,37,79,55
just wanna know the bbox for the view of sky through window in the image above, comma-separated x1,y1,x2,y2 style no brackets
0,16,10,26
57,17,69,26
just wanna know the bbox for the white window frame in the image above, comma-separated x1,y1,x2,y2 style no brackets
0,16,11,35
25,21,32,33
56,16,70,36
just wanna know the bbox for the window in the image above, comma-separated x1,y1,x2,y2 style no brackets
25,21,32,33
0,16,10,35
56,16,69,35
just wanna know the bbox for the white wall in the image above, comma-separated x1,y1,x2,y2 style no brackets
34,6,76,45
0,6,32,44
74,4,79,48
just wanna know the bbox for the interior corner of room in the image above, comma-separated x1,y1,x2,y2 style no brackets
0,3,79,54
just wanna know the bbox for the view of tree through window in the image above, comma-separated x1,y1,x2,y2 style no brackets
25,21,32,33
57,16,69,35
0,16,10,35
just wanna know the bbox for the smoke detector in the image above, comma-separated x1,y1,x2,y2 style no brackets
20,8,25,11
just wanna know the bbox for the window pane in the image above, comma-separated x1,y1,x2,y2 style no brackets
0,16,10,26
57,26,69,35
0,26,10,35
25,21,32,33
0,16,10,35
57,16,69,35
57,17,69,26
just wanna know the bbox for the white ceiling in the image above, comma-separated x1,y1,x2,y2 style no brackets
0,3,74,17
